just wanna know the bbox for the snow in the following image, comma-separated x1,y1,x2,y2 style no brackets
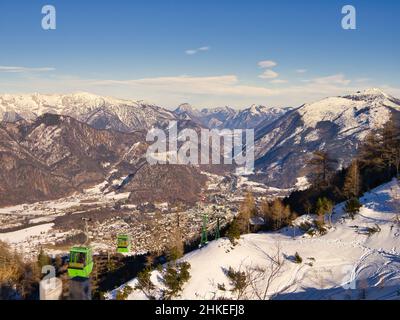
112,179,400,300
0,92,176,131
300,89,399,140
304,130,320,143
295,176,310,191
236,176,268,193
0,223,54,244
84,181,108,194
104,191,131,201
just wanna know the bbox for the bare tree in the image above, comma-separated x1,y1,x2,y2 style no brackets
220,243,300,300
247,243,285,300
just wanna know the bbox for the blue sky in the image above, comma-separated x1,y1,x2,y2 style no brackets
0,0,399,108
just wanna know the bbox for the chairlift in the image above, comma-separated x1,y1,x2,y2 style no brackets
117,234,131,253
67,247,94,279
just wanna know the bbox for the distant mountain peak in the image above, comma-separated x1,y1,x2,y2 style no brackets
249,104,261,114
342,88,393,101
175,103,195,113
0,92,176,132
361,88,389,96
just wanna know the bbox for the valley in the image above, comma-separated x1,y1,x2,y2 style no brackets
1,88,400,300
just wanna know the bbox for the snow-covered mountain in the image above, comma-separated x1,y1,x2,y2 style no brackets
0,92,176,132
0,92,289,132
224,105,290,130
2,89,399,190
253,89,400,188
0,113,209,207
174,103,289,129
110,179,400,300
0,113,146,206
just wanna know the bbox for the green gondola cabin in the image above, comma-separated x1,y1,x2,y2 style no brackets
117,234,131,253
67,247,94,279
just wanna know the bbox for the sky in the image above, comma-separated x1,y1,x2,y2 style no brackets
0,0,399,109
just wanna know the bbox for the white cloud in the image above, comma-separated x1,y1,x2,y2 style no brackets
1,71,397,109
258,60,277,68
296,69,307,73
0,66,55,73
355,78,371,83
185,50,197,55
270,79,288,84
258,69,279,79
198,46,210,51
309,74,351,86
92,75,275,97
185,46,210,55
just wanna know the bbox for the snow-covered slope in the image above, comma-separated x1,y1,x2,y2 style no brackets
0,92,176,131
111,179,400,300
254,89,400,188
297,88,400,139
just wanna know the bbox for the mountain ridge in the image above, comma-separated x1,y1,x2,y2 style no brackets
253,88,400,187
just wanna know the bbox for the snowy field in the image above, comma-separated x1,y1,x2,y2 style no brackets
110,180,400,300
0,178,132,258
0,223,54,244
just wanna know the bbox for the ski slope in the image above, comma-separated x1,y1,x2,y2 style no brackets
110,179,400,300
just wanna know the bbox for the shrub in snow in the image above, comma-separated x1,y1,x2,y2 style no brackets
116,285,133,300
135,267,156,299
345,197,362,219
226,267,248,299
314,220,328,235
294,252,303,264
226,219,241,245
366,224,381,236
299,221,313,232
161,261,191,300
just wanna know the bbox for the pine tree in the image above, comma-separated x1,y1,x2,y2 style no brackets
315,198,325,225
162,262,191,299
325,199,334,226
237,192,257,234
343,159,362,199
380,115,400,178
315,197,333,226
265,199,291,230
260,198,270,217
135,267,156,299
289,212,298,238
359,115,400,176
166,226,184,262
260,198,271,226
359,132,384,168
308,151,337,187
303,199,313,215
37,247,51,268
